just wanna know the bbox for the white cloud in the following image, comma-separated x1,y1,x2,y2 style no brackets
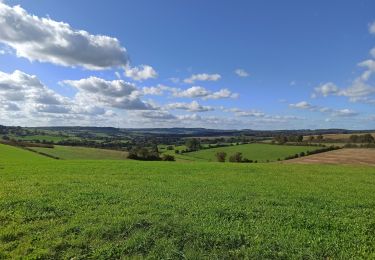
369,21,375,35
166,101,214,112
0,70,67,105
62,77,154,110
183,73,221,84
0,2,130,70
289,101,314,110
173,86,210,98
138,110,176,120
235,69,249,77
332,109,358,117
289,100,358,117
312,60,375,104
313,82,339,97
124,65,158,81
171,86,238,100
370,47,375,58
142,85,169,96
235,110,265,117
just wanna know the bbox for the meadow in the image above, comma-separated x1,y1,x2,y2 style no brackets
29,145,128,160
0,144,374,258
179,143,320,162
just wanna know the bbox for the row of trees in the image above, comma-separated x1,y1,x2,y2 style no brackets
215,152,256,163
127,145,175,161
273,135,304,144
349,134,374,143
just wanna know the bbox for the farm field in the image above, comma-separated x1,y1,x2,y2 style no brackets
0,144,49,162
181,143,321,162
304,132,375,141
0,145,374,258
285,148,375,166
29,145,128,160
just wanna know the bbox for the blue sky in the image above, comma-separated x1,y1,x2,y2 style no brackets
0,0,374,129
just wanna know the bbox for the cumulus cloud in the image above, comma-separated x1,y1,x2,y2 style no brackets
183,73,221,84
235,69,249,77
370,48,375,58
289,101,315,110
332,109,358,117
166,101,214,112
0,70,69,112
312,60,375,103
142,85,168,96
369,21,375,35
313,82,339,97
124,65,158,81
138,110,176,120
172,86,238,100
0,2,130,70
289,100,358,117
61,77,154,110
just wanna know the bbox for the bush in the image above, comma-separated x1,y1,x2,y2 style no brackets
162,154,175,161
215,152,227,162
229,152,243,163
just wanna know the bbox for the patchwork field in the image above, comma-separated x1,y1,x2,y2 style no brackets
180,143,321,162
304,132,375,141
28,145,128,160
285,148,375,166
0,144,374,258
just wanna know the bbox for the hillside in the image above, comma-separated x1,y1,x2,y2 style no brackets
0,145,374,258
29,146,128,160
173,143,321,162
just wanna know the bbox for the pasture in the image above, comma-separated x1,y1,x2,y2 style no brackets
29,145,128,160
0,144,374,258
181,143,321,162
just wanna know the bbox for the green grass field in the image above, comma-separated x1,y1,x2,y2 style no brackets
181,143,320,162
29,145,128,160
0,144,374,258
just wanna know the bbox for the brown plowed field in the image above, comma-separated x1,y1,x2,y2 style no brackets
284,148,375,166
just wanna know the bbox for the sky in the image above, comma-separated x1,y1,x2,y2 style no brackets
0,0,374,130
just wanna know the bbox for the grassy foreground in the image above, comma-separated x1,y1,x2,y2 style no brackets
0,145,374,258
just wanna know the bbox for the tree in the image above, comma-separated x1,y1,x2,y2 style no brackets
297,135,303,142
361,134,374,143
308,136,315,142
274,135,287,144
316,135,324,142
229,152,243,163
185,138,201,151
215,152,227,162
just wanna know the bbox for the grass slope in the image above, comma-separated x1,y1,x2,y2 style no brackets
0,143,50,163
29,145,128,160
184,143,320,162
0,146,374,258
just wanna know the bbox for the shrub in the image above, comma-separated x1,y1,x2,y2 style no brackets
229,152,243,163
162,154,175,161
215,152,227,162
